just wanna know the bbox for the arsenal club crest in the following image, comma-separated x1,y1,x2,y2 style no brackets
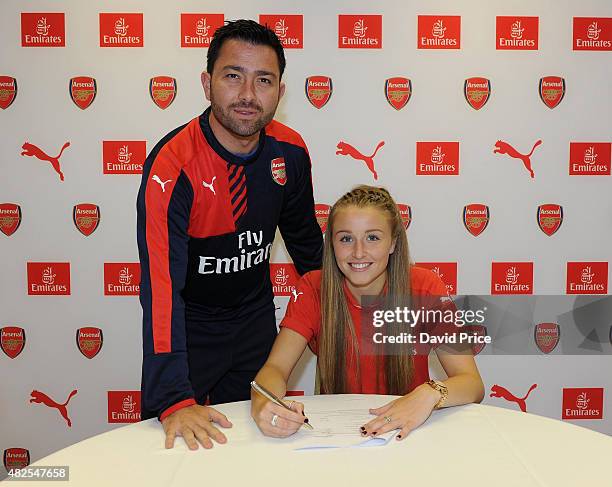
69,76,97,110
305,76,332,109
76,327,103,359
0,203,22,237
271,157,287,186
385,77,411,110
149,76,177,110
537,204,563,236
73,203,100,236
0,326,26,359
539,76,565,109
3,448,30,471
534,322,560,354
463,204,489,236
464,77,490,110
0,76,17,110
397,204,412,229
315,204,330,233
463,325,488,355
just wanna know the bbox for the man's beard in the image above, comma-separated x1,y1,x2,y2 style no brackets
210,91,277,138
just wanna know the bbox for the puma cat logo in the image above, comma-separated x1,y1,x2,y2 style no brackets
21,141,70,181
336,141,385,180
490,384,537,412
493,140,542,179
30,389,78,427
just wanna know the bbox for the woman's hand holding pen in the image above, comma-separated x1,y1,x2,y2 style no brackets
251,397,308,438
361,384,441,441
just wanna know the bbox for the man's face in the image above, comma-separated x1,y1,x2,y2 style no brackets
202,39,285,138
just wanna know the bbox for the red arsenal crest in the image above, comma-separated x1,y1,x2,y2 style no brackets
69,76,97,110
385,77,411,110
463,325,488,355
537,204,563,236
534,322,559,354
149,76,177,109
0,326,26,359
539,76,565,109
3,448,30,471
0,76,17,110
73,203,100,236
464,77,490,110
271,158,287,186
76,327,103,359
305,76,332,109
0,203,22,237
315,204,330,233
463,204,489,236
397,204,412,229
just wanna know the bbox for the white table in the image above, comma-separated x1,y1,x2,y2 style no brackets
9,394,612,486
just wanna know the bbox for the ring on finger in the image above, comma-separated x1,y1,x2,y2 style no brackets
287,400,295,410
271,414,279,427
384,415,392,424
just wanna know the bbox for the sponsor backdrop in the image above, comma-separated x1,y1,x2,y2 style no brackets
1,0,611,473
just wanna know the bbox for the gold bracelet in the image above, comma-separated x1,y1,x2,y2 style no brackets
426,380,448,409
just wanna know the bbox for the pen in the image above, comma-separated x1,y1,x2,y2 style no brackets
250,380,314,430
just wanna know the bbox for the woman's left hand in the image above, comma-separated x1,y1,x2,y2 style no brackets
361,384,441,441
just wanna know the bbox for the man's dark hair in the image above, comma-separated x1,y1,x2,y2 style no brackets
207,19,286,79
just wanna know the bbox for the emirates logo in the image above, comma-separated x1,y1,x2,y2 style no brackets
505,267,519,285
432,19,446,38
353,19,368,38
274,267,290,286
42,266,56,285
587,21,601,40
118,267,133,285
580,266,595,284
584,146,597,164
196,18,210,37
511,20,525,39
122,394,137,413
430,146,445,165
576,392,590,409
118,145,131,163
36,17,51,36
114,18,129,37
274,19,289,38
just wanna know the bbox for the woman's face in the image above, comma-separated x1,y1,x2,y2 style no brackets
332,205,396,298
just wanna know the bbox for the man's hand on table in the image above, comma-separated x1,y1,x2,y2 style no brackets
161,404,233,450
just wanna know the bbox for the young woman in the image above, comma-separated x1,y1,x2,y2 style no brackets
251,185,484,440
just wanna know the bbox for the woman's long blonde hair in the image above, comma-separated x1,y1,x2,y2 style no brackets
318,185,413,394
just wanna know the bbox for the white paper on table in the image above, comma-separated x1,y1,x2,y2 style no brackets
290,397,398,450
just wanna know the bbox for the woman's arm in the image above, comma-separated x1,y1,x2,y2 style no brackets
250,327,310,437
363,350,484,440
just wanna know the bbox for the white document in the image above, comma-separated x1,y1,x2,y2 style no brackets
290,396,398,450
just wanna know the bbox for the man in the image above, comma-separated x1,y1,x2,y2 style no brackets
136,20,322,450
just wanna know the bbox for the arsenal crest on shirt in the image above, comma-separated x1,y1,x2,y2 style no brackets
463,204,489,236
384,77,411,110
149,76,177,109
534,322,559,354
76,327,103,359
305,76,332,109
537,204,563,236
0,203,22,236
464,77,490,110
0,326,26,359
69,76,97,110
271,157,287,185
314,204,330,233
73,203,100,236
397,204,412,229
539,76,565,109
0,76,17,110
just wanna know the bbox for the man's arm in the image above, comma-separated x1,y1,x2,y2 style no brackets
278,149,323,275
137,161,196,421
